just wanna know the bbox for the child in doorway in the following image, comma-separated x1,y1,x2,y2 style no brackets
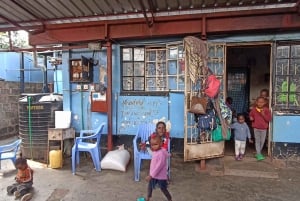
249,96,272,161
145,135,172,201
259,88,270,107
250,88,270,110
230,113,253,160
7,158,33,201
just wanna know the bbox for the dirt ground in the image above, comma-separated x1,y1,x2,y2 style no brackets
1,152,300,201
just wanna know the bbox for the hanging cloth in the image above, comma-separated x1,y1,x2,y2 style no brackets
183,36,209,83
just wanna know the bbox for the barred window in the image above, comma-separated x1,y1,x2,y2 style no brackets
273,43,300,111
121,44,184,92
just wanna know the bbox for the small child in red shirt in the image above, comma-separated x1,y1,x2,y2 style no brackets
7,158,33,201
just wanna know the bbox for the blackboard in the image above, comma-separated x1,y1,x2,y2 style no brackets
117,96,168,134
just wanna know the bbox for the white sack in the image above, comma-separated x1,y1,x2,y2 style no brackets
101,145,130,172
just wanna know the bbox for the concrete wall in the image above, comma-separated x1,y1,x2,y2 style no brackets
0,81,43,140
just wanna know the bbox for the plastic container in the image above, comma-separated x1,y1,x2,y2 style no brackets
19,94,63,160
55,111,71,128
49,150,63,168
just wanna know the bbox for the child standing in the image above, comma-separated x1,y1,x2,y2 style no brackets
230,113,253,160
249,96,272,161
7,158,33,201
145,135,172,201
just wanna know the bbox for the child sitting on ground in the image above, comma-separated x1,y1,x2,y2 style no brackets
230,113,253,160
7,158,33,201
145,135,172,201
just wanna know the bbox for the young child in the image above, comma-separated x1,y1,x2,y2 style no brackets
145,135,172,201
7,158,33,201
230,113,253,160
226,96,237,122
140,121,170,154
249,96,272,161
152,121,170,150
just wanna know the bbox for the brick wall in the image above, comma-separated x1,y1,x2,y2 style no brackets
0,81,43,140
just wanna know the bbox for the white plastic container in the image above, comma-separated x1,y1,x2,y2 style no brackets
55,111,71,128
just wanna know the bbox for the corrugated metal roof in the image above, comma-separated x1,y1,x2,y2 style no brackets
0,0,297,31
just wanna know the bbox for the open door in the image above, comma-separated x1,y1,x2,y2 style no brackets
184,41,226,161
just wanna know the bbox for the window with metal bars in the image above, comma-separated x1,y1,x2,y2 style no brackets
121,44,185,92
273,43,300,111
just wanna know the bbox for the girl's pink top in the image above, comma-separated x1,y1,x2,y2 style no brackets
149,148,169,180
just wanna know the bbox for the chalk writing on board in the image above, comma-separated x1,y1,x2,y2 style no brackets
118,96,168,134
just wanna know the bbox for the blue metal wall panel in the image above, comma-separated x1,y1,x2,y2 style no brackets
0,52,20,81
0,53,6,79
62,48,110,134
0,52,54,84
273,115,300,143
169,92,184,138
53,70,63,94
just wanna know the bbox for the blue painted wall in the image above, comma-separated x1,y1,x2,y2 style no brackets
61,43,185,138
0,52,54,84
273,114,300,143
62,48,109,134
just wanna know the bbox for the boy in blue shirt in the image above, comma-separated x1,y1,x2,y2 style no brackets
230,113,253,160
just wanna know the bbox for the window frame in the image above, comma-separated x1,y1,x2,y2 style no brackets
120,43,184,94
273,42,300,111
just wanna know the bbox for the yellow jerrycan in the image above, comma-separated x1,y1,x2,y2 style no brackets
49,150,63,168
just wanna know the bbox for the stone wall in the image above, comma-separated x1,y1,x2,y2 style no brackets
0,81,43,140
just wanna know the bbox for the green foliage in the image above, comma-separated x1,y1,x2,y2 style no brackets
0,31,29,49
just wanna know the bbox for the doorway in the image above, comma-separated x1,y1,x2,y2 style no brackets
225,44,271,157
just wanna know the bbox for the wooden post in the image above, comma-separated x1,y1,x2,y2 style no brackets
199,159,206,170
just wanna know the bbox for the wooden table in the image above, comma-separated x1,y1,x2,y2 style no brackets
47,128,75,167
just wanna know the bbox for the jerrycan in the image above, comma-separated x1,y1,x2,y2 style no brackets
137,197,146,201
49,150,63,168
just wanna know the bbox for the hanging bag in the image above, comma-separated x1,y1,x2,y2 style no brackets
189,96,208,114
205,75,221,98
211,124,231,142
211,118,231,142
197,109,217,130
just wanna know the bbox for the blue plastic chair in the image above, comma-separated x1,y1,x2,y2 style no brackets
71,123,105,174
0,139,22,169
133,123,171,181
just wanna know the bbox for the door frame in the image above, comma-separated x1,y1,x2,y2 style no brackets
225,42,273,156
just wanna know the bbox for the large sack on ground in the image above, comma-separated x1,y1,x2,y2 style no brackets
101,145,130,172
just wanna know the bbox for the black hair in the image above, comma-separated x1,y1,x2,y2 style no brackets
256,96,266,101
15,157,27,166
226,97,233,102
260,88,269,94
156,121,166,129
237,113,245,119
